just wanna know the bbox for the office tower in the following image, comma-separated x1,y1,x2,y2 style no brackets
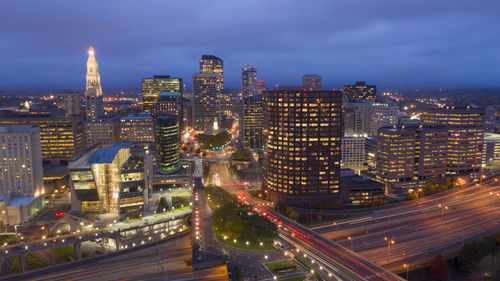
142,75,183,112
152,92,183,131
58,93,81,116
0,113,85,166
0,126,46,225
85,46,104,122
302,74,322,91
183,97,193,129
243,94,263,148
0,126,43,197
242,66,258,97
200,55,223,91
368,103,399,136
344,81,377,101
343,100,370,136
69,142,153,214
421,107,485,174
155,115,179,172
341,136,366,167
120,112,154,143
86,117,120,148
257,81,266,94
220,89,233,119
376,125,447,194
192,73,220,130
482,133,500,167
263,89,342,206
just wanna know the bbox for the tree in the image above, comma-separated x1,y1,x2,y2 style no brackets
285,208,300,221
407,192,418,200
156,197,168,213
232,149,253,161
429,253,449,281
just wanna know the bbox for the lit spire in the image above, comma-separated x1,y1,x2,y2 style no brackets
88,46,95,55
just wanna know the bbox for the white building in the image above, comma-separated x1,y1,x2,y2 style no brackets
368,103,399,136
341,136,366,167
0,125,45,225
85,46,104,122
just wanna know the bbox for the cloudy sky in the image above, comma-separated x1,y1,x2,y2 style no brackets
1,0,499,90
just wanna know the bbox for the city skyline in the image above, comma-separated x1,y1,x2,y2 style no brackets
1,1,500,90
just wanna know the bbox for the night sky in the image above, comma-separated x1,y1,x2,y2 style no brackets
1,0,500,90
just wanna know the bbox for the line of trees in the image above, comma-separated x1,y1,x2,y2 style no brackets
205,185,277,243
195,131,231,149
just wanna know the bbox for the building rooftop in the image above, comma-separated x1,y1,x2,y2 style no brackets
8,196,37,207
0,125,39,134
201,55,221,60
88,142,132,164
121,112,152,120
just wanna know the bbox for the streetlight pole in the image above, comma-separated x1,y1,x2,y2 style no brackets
404,263,409,280
348,236,353,249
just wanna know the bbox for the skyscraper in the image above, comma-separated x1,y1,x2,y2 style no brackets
263,89,342,206
243,94,263,148
200,55,223,91
151,92,183,131
192,73,220,130
242,66,258,97
343,100,370,136
302,74,322,91
368,103,399,136
85,46,104,122
344,81,377,101
421,107,485,174
142,76,183,112
257,81,266,94
155,115,179,172
0,126,44,197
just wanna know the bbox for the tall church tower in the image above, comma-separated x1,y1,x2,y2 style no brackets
85,46,104,122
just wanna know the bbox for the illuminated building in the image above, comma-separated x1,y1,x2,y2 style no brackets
141,75,183,112
344,81,376,101
85,46,104,122
0,125,45,225
0,113,86,166
0,126,44,197
200,55,223,91
69,142,153,214
86,116,120,148
302,74,322,91
482,133,500,167
151,92,183,131
340,169,385,206
192,73,220,130
263,89,342,206
155,115,179,173
220,89,233,119
341,136,366,167
421,107,485,174
368,103,399,136
343,100,369,136
376,125,447,194
243,94,263,148
120,112,154,143
242,66,258,97
257,81,266,94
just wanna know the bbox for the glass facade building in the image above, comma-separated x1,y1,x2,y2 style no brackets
243,94,263,148
155,115,179,172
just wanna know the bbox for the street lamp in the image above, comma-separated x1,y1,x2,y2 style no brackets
403,263,409,280
384,237,395,262
348,236,353,249
438,204,448,220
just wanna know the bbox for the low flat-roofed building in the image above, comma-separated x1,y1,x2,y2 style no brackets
483,133,500,168
340,168,385,206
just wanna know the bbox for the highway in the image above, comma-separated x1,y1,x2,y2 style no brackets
11,233,228,281
312,177,500,271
